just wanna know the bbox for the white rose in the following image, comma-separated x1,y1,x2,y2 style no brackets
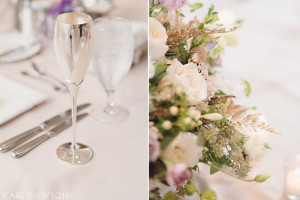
161,132,203,167
149,17,169,62
244,136,266,161
166,60,207,103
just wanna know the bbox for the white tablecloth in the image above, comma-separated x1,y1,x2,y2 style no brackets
0,0,148,200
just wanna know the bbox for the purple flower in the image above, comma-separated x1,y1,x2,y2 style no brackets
166,163,192,186
159,0,184,10
149,123,161,162
203,42,218,52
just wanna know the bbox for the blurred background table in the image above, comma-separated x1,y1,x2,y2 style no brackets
0,0,148,200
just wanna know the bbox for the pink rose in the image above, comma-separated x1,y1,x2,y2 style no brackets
149,123,161,162
159,0,184,10
166,163,191,186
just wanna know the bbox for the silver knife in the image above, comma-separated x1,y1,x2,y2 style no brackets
11,113,89,158
0,103,91,152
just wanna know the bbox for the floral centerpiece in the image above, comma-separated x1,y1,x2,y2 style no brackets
149,0,278,199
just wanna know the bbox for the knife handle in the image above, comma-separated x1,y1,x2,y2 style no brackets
11,134,49,158
0,126,43,152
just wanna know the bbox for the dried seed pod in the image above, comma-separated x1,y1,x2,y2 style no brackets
190,46,207,63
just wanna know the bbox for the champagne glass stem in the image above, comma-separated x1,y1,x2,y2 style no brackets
105,90,117,115
68,84,79,152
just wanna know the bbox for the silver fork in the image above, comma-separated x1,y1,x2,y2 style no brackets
21,71,66,92
31,62,68,90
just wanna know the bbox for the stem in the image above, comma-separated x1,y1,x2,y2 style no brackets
105,90,117,115
68,84,79,152
202,163,254,182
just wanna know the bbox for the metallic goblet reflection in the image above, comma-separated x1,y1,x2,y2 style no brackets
53,12,93,165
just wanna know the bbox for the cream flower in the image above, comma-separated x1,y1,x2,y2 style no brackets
149,17,169,62
166,60,207,103
161,132,203,167
244,136,266,161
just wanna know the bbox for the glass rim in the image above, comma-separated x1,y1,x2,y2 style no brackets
55,12,93,25
284,154,300,167
93,16,132,32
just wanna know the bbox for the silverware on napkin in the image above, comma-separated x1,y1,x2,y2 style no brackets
11,113,88,158
0,103,91,152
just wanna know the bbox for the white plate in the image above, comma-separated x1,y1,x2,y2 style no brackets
0,31,42,63
0,75,48,125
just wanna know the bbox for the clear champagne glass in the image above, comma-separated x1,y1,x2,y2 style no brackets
92,17,134,124
53,12,93,164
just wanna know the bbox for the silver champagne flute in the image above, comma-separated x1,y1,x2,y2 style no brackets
92,17,134,124
53,12,93,165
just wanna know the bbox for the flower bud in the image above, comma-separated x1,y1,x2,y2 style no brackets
162,120,172,130
188,109,197,118
197,120,203,126
255,174,270,183
169,106,179,116
184,117,192,125
201,113,223,121
194,111,201,120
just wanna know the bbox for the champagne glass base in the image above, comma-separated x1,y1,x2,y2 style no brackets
56,142,93,165
92,105,129,124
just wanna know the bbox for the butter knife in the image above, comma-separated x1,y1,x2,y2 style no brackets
0,103,91,152
11,113,88,158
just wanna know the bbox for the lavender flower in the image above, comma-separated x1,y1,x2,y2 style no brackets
203,42,218,52
159,0,184,10
149,122,161,162
166,163,192,186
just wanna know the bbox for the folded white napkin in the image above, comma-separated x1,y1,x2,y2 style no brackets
0,75,47,125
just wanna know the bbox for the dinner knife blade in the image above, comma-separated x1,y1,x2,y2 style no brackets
0,103,91,152
11,113,89,158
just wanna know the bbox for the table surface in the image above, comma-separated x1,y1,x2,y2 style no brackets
0,0,148,200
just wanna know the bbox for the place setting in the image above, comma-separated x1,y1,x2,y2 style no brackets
0,0,147,167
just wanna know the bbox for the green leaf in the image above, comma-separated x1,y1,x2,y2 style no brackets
208,5,214,15
213,45,224,56
150,187,162,200
201,190,217,200
164,22,171,31
159,126,180,149
242,80,251,97
186,181,197,196
189,3,203,12
198,23,205,30
162,191,179,200
215,90,226,95
178,43,189,64
210,162,223,175
149,64,168,86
